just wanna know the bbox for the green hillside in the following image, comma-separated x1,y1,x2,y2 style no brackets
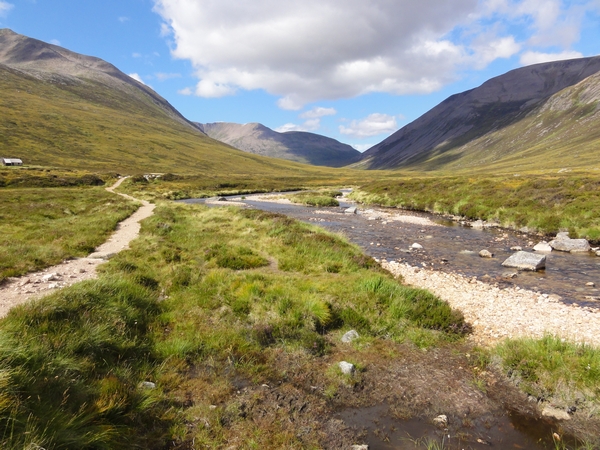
0,64,344,178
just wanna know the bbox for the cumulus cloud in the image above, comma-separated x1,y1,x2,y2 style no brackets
339,113,399,139
520,49,584,65
152,0,597,108
128,73,146,85
275,106,338,132
0,1,13,17
153,0,484,108
275,123,307,133
300,107,337,119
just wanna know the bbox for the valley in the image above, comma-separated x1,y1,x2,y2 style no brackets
1,28,600,449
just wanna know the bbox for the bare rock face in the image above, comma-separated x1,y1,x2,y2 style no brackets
502,251,546,271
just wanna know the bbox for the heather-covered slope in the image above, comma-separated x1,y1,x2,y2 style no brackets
0,29,340,178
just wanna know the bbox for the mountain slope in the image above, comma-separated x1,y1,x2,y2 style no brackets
359,56,600,172
196,122,361,167
0,29,341,178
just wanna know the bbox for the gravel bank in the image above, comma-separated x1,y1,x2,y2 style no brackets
381,259,600,348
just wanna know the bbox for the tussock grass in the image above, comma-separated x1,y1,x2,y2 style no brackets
0,186,138,282
286,189,343,207
0,202,471,448
494,336,600,406
351,173,600,241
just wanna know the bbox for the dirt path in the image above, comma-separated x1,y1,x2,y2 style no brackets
0,177,155,318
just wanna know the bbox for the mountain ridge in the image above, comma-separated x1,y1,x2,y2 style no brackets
196,121,361,167
359,55,600,171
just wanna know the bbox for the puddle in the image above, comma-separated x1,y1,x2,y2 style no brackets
182,194,600,308
338,404,577,449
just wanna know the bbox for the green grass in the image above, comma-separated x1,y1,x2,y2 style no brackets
0,202,470,448
0,186,138,283
351,173,600,241
286,189,343,207
494,335,600,406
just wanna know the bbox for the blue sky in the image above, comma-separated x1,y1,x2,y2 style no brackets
1,0,599,151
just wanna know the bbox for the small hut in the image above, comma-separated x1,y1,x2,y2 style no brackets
1,158,23,166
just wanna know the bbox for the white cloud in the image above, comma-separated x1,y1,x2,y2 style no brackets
153,0,484,107
300,107,337,119
128,73,146,85
352,143,375,152
50,39,61,46
152,0,598,108
339,113,399,139
118,16,130,23
275,106,337,132
132,52,142,58
275,123,307,133
0,1,13,17
178,87,193,95
520,50,584,65
155,72,181,81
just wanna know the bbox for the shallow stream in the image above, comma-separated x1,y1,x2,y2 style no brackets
184,194,600,308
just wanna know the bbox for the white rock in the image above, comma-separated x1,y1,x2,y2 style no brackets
345,207,357,214
341,330,360,343
351,446,369,450
140,381,156,390
510,246,523,251
550,238,591,253
339,361,355,375
42,273,59,282
433,414,448,426
502,251,546,271
542,405,570,421
533,241,553,252
411,243,423,249
479,250,494,258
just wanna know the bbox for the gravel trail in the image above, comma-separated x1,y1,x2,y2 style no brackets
0,178,155,318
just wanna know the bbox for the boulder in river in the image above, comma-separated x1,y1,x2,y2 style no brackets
502,251,546,271
345,207,357,214
479,250,493,258
411,243,423,249
549,237,591,253
533,241,553,252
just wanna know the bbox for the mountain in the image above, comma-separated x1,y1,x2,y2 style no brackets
0,29,337,178
196,122,361,167
358,56,600,172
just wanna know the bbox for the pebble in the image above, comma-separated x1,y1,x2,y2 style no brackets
339,361,356,375
381,260,600,347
